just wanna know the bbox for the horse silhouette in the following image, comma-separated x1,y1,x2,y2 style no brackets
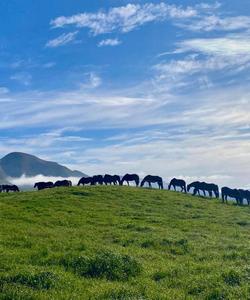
103,174,119,185
238,189,250,205
34,182,54,190
140,175,163,189
187,181,204,196
77,177,93,186
168,178,186,193
187,181,219,198
2,185,20,192
92,175,104,185
120,174,139,187
221,187,243,205
54,180,72,187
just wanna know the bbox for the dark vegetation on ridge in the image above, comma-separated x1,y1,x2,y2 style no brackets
0,186,249,299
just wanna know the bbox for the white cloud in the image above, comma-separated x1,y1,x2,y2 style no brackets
98,38,121,47
9,175,82,188
50,3,197,35
180,15,250,32
177,35,250,57
46,31,78,48
0,87,9,94
10,72,32,86
81,72,102,89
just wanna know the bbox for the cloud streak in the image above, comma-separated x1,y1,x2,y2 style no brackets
50,3,197,35
46,31,78,48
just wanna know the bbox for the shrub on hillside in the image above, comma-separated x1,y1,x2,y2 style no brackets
62,250,142,281
2,271,58,290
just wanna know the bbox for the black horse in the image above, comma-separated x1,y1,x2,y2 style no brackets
77,177,93,186
2,185,20,192
238,189,250,205
34,182,54,190
140,175,163,189
168,178,186,193
187,181,219,198
221,187,243,205
120,174,140,187
103,174,120,185
203,183,219,198
92,175,104,185
54,180,72,187
187,181,205,196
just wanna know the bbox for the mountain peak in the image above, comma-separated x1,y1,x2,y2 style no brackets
0,152,86,179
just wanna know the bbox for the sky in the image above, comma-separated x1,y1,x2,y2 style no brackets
0,0,250,188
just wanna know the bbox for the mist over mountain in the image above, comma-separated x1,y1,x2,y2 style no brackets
0,152,86,184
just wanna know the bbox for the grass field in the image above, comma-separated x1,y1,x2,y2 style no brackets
0,186,249,299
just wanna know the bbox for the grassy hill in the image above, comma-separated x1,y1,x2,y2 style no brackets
0,186,249,300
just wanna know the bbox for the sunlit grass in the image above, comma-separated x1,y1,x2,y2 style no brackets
0,186,249,299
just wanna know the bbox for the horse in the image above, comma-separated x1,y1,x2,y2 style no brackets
34,182,54,190
168,178,186,193
203,183,219,198
238,189,250,206
120,174,140,187
77,177,93,186
54,180,72,187
2,185,20,192
92,175,104,185
221,187,243,205
113,175,121,185
103,174,120,185
140,175,163,189
187,181,205,196
187,181,219,198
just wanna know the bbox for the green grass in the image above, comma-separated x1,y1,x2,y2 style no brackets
0,186,249,299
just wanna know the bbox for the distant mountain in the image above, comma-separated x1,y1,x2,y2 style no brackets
0,152,86,179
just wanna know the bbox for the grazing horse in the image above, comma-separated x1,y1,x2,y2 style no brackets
113,175,121,185
34,182,54,190
221,187,243,205
54,180,72,187
2,185,20,192
202,183,219,198
77,177,93,186
92,175,104,185
168,178,186,193
120,174,140,187
140,175,163,189
238,189,250,206
187,181,205,196
103,174,120,185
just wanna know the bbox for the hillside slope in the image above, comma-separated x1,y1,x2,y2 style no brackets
0,152,86,178
0,187,249,299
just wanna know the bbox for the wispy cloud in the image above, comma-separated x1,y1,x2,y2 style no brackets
10,72,32,86
0,87,9,94
179,15,250,32
98,38,121,47
50,3,197,35
46,31,78,48
176,35,250,56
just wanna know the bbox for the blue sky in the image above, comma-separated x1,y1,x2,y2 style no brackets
0,0,250,188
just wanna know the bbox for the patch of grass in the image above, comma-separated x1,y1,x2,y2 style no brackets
1,271,59,290
0,186,249,299
61,250,141,281
222,269,242,286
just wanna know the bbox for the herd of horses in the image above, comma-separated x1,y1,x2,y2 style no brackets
0,174,249,206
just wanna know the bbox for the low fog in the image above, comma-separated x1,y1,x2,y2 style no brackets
8,175,82,190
